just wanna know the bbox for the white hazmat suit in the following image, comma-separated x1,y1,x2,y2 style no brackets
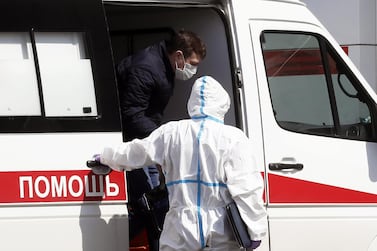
100,76,267,250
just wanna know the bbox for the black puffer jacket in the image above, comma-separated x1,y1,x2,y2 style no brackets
117,41,175,141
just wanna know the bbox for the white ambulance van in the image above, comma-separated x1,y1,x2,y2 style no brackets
1,0,377,250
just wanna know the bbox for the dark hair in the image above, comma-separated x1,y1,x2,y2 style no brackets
166,30,206,60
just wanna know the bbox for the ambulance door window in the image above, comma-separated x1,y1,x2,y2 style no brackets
0,32,41,116
35,32,97,117
261,32,375,141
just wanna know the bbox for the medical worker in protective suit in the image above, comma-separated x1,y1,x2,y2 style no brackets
94,76,267,250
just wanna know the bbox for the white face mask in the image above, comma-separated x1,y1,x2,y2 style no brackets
175,55,198,81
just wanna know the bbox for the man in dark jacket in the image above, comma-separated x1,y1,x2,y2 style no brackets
116,30,206,251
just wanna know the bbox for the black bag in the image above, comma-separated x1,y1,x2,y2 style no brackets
226,201,252,248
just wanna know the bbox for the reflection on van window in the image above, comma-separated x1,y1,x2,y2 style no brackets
35,32,97,117
0,33,41,116
261,32,374,141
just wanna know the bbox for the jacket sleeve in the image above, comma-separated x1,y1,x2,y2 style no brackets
99,125,166,172
224,136,268,241
119,67,159,136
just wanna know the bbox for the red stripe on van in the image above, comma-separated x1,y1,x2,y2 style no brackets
0,170,127,204
268,173,377,203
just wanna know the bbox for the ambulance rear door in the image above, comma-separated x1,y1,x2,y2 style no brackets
250,18,377,251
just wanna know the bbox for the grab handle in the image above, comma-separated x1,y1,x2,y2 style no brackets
86,160,101,168
269,163,304,171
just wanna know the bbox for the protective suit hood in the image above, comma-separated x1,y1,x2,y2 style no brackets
187,76,230,122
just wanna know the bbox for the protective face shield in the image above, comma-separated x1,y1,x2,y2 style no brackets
175,52,198,81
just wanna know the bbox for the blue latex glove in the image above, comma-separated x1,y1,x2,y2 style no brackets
87,154,111,175
247,240,261,250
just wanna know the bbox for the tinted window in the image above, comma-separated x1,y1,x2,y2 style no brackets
0,32,41,116
0,32,97,118
261,32,375,141
0,0,120,133
35,32,97,117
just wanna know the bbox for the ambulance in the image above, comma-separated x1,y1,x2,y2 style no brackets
1,0,376,250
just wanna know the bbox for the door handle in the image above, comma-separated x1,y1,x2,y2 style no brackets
269,163,304,171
